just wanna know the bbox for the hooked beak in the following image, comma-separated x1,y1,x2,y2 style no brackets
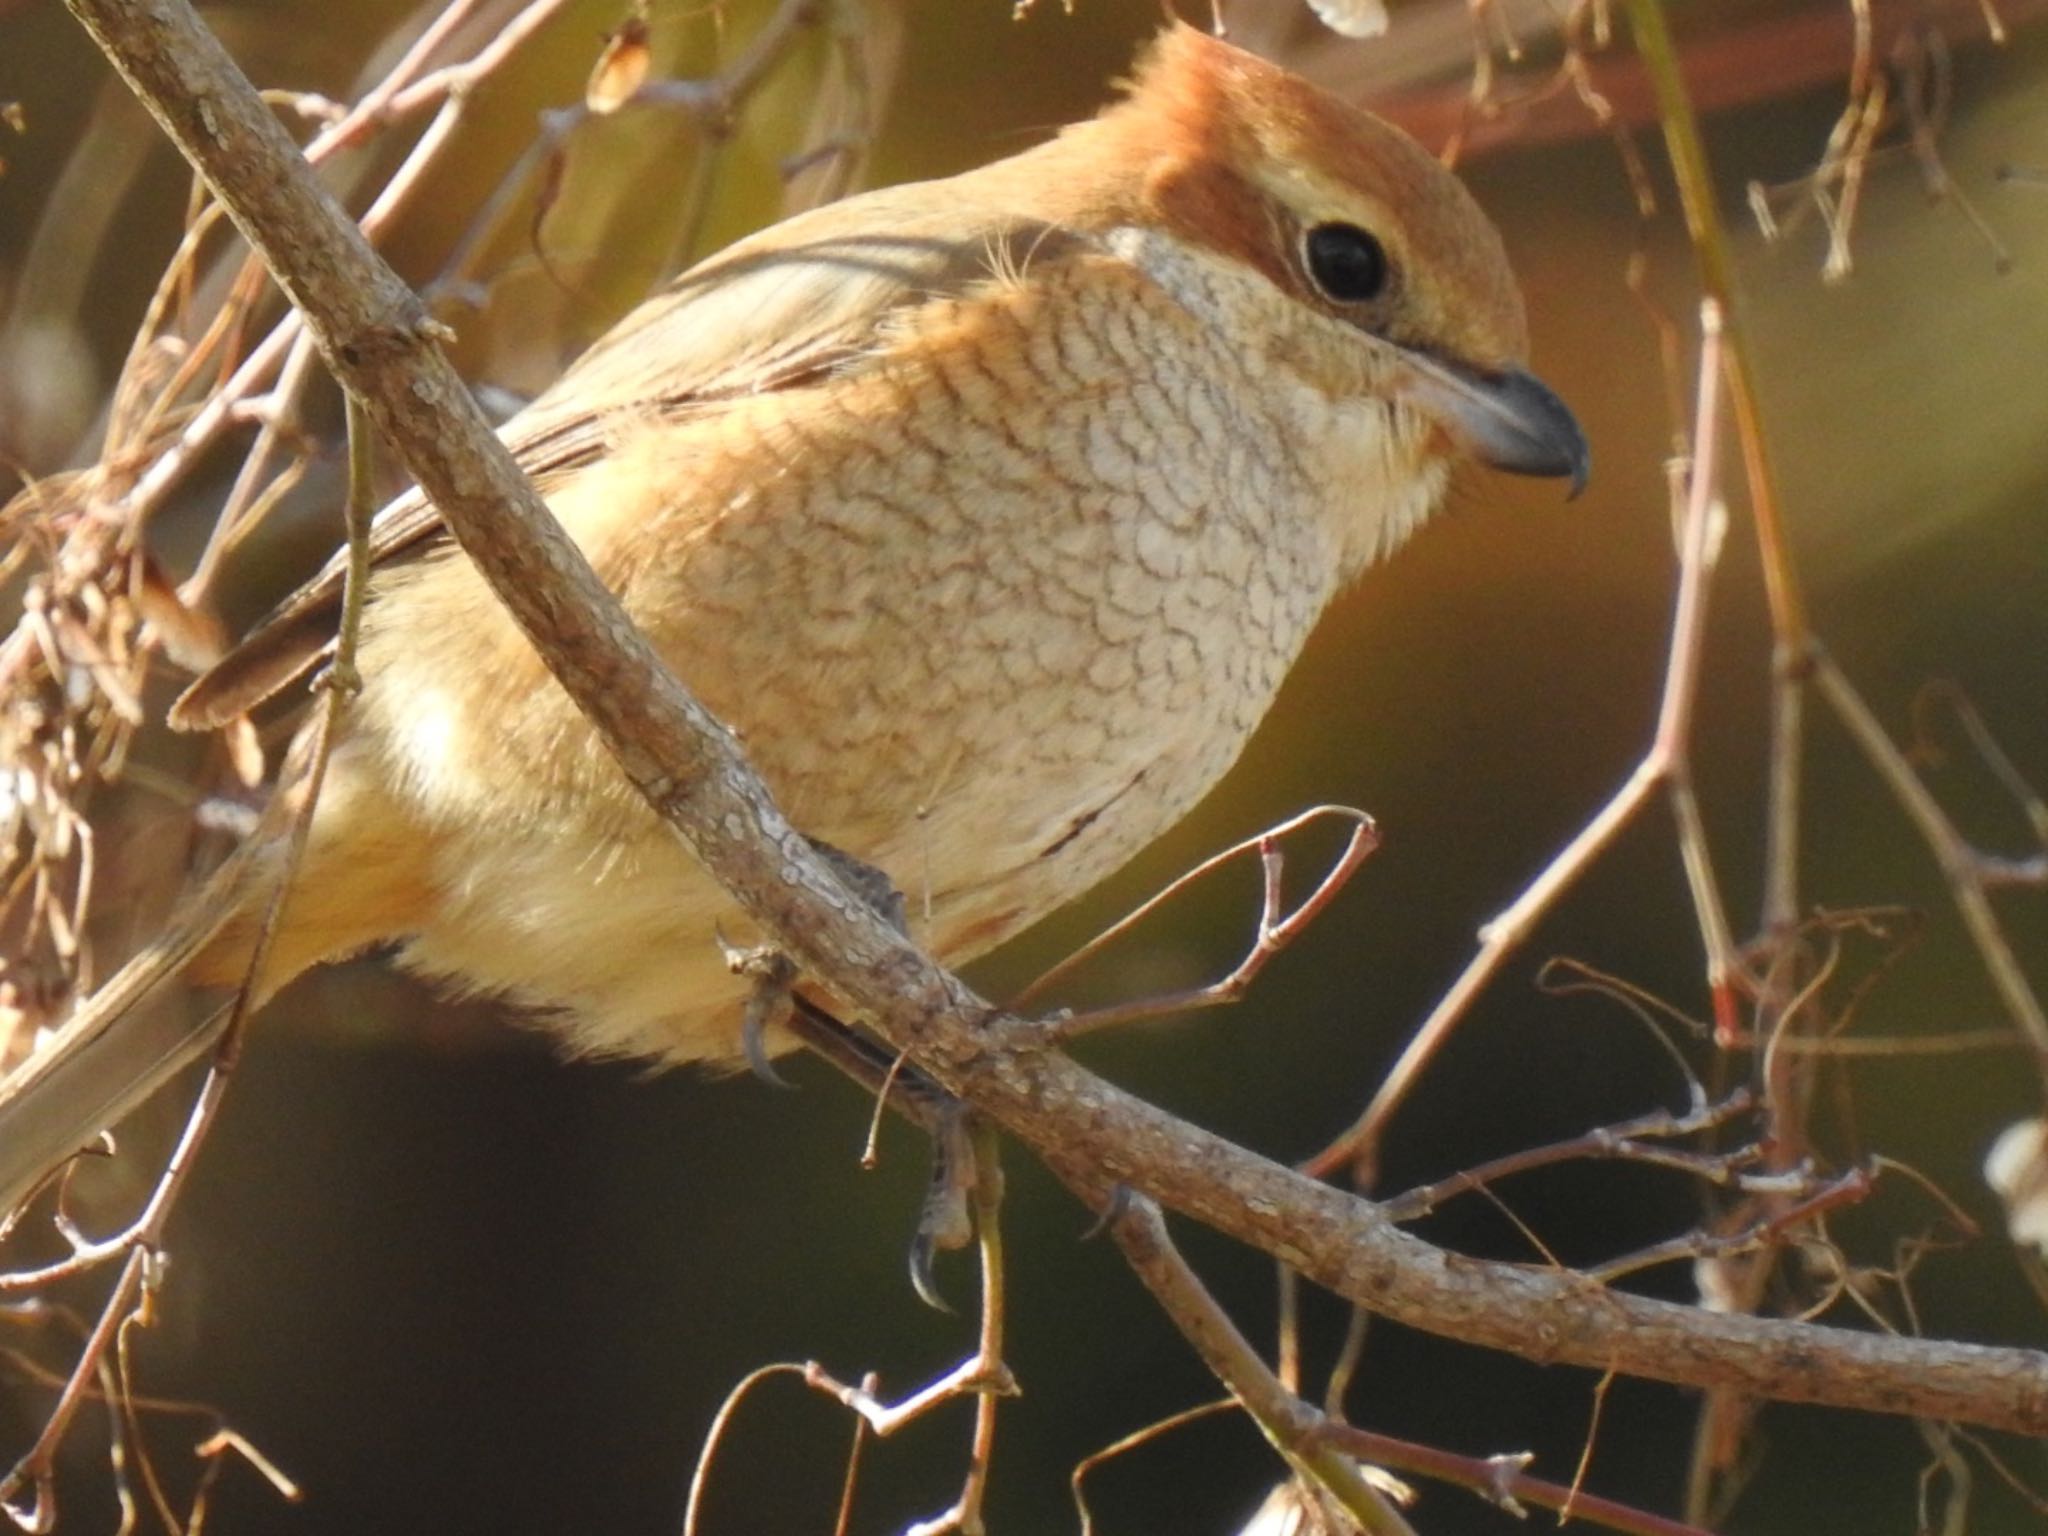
1399,355,1590,498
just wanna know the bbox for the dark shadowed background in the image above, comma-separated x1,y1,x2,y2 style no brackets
3,0,2047,1530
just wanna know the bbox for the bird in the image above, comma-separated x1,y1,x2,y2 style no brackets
0,23,1586,1214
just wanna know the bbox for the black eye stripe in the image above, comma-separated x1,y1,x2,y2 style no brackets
1303,222,1389,304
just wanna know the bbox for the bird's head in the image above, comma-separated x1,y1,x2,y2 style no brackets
1045,24,1588,501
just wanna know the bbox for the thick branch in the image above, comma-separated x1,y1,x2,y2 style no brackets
55,0,2048,1438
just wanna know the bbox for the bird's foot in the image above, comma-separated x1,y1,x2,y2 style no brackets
717,838,906,1088
909,1103,979,1311
764,837,971,1301
773,997,972,1306
717,934,799,1089
804,835,911,938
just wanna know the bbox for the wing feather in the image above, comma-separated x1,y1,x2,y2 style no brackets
172,188,1077,730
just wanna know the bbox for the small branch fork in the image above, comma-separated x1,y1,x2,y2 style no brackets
1746,1,2013,281
1077,1087,1954,1535
1911,683,2048,890
4,4,879,1517
1814,654,2048,1068
838,825,1807,1535
1014,805,1380,1037
1619,0,2048,1068
1291,0,2045,1273
682,1118,1016,1536
1378,1092,1758,1225
423,0,841,316
803,1126,1016,1536
172,0,846,602
1273,7,2047,1519
1091,1188,1418,1536
0,0,855,895
1078,1187,1723,1536
1629,2,2043,1518
51,0,2048,1434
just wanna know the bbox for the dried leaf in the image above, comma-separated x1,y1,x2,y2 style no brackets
587,13,652,115
1307,0,1391,39
1986,1118,2048,1253
131,552,226,672
225,715,266,789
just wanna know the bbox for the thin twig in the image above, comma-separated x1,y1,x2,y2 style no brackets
1620,0,1809,938
0,394,379,1506
1812,652,2048,1073
1306,298,1734,1181
1320,1418,1717,1536
1092,1189,1418,1536
680,1361,810,1536
1021,806,1378,1038
1071,1399,1235,1536
1381,1092,1758,1223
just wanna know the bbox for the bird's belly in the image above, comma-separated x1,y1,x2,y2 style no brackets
350,525,1322,1068
694,508,1331,971
367,559,1307,1068
395,823,761,1065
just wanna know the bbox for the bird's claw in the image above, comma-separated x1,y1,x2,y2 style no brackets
1079,1182,1133,1242
716,838,903,1089
908,1105,978,1312
718,929,798,1089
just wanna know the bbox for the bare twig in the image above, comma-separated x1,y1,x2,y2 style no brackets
1813,653,2048,1071
680,1361,811,1536
1071,1399,1235,1536
1019,806,1379,1038
1091,1189,1417,1536
427,0,826,306
800,1119,1014,1536
1914,685,2048,855
1,396,379,1514
1380,1092,1758,1224
0,1248,145,1530
1307,297,1735,1182
1318,1418,1717,1536
1621,0,1808,941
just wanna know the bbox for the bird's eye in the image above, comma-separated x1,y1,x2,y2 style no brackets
1303,222,1389,304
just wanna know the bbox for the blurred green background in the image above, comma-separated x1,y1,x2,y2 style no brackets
3,0,2047,1531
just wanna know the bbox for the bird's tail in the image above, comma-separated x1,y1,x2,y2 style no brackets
0,806,311,1228
0,831,273,1220
0,756,424,1220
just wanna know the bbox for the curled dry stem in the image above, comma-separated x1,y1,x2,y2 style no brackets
1022,805,1379,1038
1070,1399,1236,1536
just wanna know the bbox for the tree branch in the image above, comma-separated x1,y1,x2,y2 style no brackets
51,0,2048,1440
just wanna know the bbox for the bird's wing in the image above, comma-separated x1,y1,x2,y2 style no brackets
171,186,1081,730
